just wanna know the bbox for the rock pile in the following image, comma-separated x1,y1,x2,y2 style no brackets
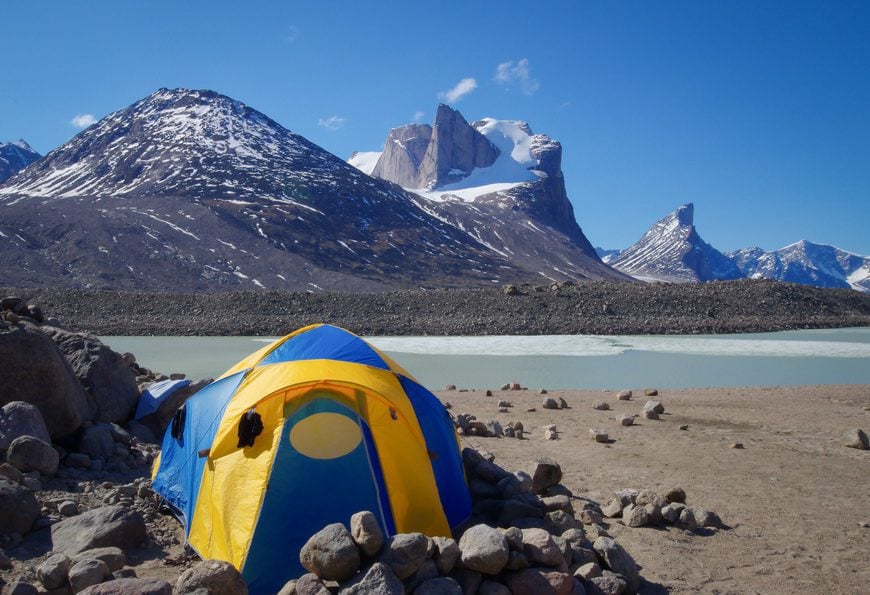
281,448,645,594
601,487,724,532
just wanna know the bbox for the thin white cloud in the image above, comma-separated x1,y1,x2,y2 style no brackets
71,114,97,128
412,110,425,123
318,115,346,131
494,59,539,95
285,25,299,43
438,78,477,103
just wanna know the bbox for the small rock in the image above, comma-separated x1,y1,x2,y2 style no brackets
505,568,573,595
622,504,648,528
543,398,560,410
530,458,563,494
415,577,462,595
642,400,664,414
77,578,173,595
545,428,559,440
644,388,659,396
497,401,513,408
294,573,330,595
679,424,689,431
694,508,722,528
843,428,869,450
349,511,383,558
59,500,79,517
678,507,699,531
0,548,11,570
643,410,659,420
521,528,565,567
665,487,686,504
432,536,460,575
616,390,632,401
589,429,609,443
337,562,403,595
0,479,40,535
661,503,686,524
486,390,493,396
379,532,429,580
589,571,629,595
601,498,623,518
730,442,745,449
574,562,602,581
558,397,569,409
579,509,603,525
510,383,522,391
1,581,39,595
538,389,548,395
593,537,639,594
6,435,59,476
175,559,248,594
619,415,634,427
592,400,610,411
73,547,127,573
445,384,457,391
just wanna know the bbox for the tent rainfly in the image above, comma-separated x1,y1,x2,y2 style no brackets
152,323,471,593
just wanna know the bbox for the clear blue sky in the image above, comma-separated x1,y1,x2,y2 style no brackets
3,1,868,255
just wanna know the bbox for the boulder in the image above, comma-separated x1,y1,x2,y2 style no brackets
619,415,634,427
299,523,361,582
78,578,173,595
37,553,71,590
0,478,40,534
588,571,628,595
458,524,509,575
616,390,632,401
79,424,117,460
505,568,573,595
621,504,648,528
0,401,51,451
843,428,869,450
50,505,146,556
3,581,39,595
522,528,565,567
543,398,560,409
69,558,111,593
73,547,126,572
43,328,139,424
379,532,429,580
592,537,639,594
642,400,664,414
6,435,59,476
432,536,460,575
337,562,403,595
414,577,463,595
589,429,609,443
592,401,610,411
0,325,91,438
530,458,563,494
175,559,249,595
350,511,384,557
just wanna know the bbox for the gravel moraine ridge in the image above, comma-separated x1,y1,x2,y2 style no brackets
4,279,870,336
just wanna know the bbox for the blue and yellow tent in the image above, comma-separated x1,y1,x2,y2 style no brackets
152,324,471,593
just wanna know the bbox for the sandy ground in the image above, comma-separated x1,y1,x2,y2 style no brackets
435,384,870,594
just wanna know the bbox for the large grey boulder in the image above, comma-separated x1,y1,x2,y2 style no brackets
350,511,384,557
458,524,509,575
299,523,361,582
78,578,173,595
73,547,126,573
6,435,59,476
175,559,248,595
592,537,639,594
0,324,91,438
43,328,138,424
0,478,40,534
379,532,429,580
337,562,403,595
432,536,460,575
79,424,117,460
0,401,51,451
414,577,463,595
50,505,146,556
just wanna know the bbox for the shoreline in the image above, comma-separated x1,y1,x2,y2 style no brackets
5,279,870,336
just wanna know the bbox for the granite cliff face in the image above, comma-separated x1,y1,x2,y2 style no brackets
372,104,500,189
357,108,628,283
0,140,41,184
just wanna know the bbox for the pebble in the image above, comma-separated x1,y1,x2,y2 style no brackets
730,442,745,449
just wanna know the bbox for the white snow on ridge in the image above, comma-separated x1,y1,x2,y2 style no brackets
348,151,382,175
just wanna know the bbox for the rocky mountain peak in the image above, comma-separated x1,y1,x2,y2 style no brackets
370,104,500,190
0,139,41,184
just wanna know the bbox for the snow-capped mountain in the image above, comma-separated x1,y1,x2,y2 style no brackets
0,140,41,184
0,89,536,291
604,203,742,282
350,104,628,283
729,241,870,292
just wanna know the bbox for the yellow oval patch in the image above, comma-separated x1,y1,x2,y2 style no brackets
289,413,363,460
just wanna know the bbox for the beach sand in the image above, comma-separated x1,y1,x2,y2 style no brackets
435,384,870,594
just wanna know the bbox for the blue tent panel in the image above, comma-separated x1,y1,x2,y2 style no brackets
152,371,246,528
399,377,472,529
135,379,191,420
259,325,389,370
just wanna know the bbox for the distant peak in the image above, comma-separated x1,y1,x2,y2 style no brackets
673,203,694,226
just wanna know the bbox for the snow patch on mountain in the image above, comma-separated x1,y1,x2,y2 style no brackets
348,151,381,175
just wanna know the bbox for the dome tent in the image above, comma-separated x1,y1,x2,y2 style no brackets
152,324,471,593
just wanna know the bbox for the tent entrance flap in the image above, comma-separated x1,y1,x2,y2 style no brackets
241,395,389,592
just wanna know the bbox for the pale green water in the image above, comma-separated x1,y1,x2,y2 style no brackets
101,328,870,390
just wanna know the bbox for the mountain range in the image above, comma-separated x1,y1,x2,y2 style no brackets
600,203,870,292
0,89,619,291
1,88,865,293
